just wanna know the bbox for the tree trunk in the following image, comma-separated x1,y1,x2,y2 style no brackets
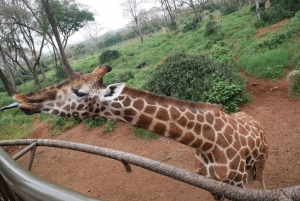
41,0,74,76
0,46,17,94
255,0,261,21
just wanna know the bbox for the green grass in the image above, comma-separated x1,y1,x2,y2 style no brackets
238,47,289,79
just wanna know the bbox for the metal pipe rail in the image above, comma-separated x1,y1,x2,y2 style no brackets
1,139,299,201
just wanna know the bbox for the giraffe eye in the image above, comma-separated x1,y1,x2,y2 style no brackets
72,89,88,97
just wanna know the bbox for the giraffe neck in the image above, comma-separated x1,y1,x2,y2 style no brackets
100,87,225,149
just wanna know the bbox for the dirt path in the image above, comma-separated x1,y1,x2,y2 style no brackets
3,75,300,201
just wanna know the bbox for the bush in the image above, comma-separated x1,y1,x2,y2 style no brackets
99,50,121,64
82,117,107,131
143,52,245,113
182,22,198,33
48,116,81,135
205,20,219,36
287,61,300,97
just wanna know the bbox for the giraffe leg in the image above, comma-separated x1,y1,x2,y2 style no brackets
247,167,255,189
254,158,267,190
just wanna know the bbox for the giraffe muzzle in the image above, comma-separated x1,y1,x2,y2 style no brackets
0,102,20,111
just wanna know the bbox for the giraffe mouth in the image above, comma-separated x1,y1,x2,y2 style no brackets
0,102,21,111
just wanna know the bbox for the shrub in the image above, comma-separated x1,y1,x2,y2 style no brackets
99,50,121,64
131,127,159,140
48,116,81,135
205,20,218,36
287,61,300,97
82,117,107,131
182,22,198,33
143,52,245,113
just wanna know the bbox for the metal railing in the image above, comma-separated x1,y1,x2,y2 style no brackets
0,139,299,201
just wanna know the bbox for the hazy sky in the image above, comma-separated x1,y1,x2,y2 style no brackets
70,0,159,44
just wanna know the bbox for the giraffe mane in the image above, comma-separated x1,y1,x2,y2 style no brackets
122,87,222,111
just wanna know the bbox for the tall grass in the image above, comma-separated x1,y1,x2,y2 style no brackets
238,48,289,79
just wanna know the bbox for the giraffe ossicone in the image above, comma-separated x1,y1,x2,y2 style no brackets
1,65,268,200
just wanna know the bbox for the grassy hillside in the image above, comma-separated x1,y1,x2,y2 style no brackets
0,7,299,140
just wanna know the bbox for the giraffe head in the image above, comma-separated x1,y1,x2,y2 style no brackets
1,66,125,117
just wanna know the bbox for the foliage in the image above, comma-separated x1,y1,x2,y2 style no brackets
208,41,235,65
48,116,81,135
283,11,300,37
99,50,121,64
238,48,289,79
102,119,117,133
131,127,159,140
250,0,300,24
182,22,198,33
82,117,107,131
203,79,244,112
143,52,245,113
249,33,287,53
46,0,94,41
205,20,219,36
287,61,300,97
222,6,238,15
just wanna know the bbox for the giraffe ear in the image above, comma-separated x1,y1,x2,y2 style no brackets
99,83,125,102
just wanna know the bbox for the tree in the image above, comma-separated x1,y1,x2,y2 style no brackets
180,0,210,22
158,0,179,30
121,0,144,43
82,21,104,51
41,0,74,75
255,0,261,21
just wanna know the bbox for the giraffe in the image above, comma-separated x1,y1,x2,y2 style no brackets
71,54,76,65
160,26,169,33
265,0,271,9
1,66,269,200
215,10,220,25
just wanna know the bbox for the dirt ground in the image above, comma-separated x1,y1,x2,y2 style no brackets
3,73,300,201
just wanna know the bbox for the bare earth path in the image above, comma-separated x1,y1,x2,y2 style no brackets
4,75,300,201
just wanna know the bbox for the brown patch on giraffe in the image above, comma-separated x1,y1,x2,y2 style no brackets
111,109,121,116
133,99,144,111
193,123,202,136
144,105,156,115
123,116,133,122
224,125,234,136
191,138,203,148
214,166,228,180
170,107,181,120
230,155,241,170
212,146,227,164
71,102,76,110
202,124,215,142
179,132,195,145
111,102,122,109
152,122,166,134
196,114,204,122
135,114,153,129
185,111,195,120
46,103,54,107
52,109,60,115
123,97,131,107
155,108,169,121
214,118,224,131
63,105,70,111
201,142,213,152
216,133,230,148
226,147,237,160
168,122,183,139
124,108,137,116
177,116,187,128
77,104,85,110
186,122,194,130
205,112,214,124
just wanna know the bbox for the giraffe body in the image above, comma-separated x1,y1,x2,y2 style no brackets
7,66,268,200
